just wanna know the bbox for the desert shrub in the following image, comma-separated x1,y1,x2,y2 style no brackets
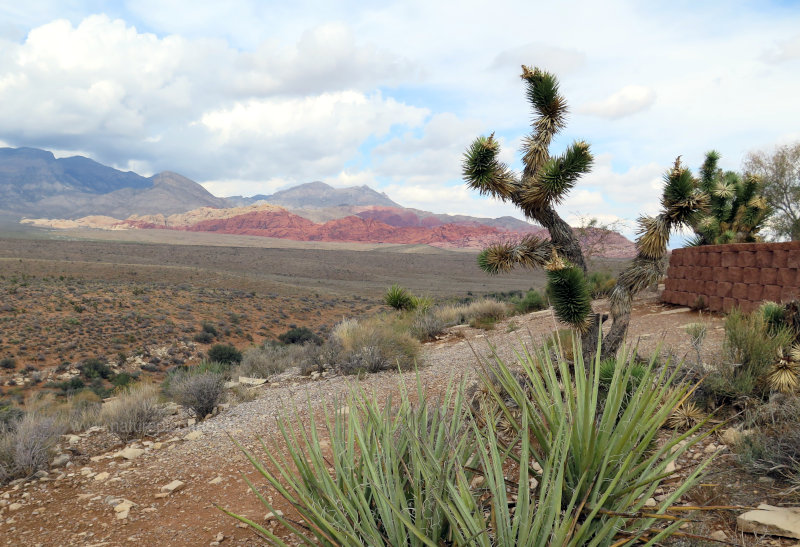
0,412,66,482
277,326,322,345
0,403,23,428
298,340,342,376
0,357,16,370
234,344,308,378
207,344,243,365
411,295,434,313
384,284,415,311
65,390,102,432
167,371,225,420
101,383,166,441
735,422,800,489
512,288,547,314
331,319,419,374
760,301,786,335
111,372,135,389
225,339,707,545
462,298,509,322
201,321,218,336
193,331,214,344
587,270,617,298
79,358,112,380
685,322,708,367
409,309,447,341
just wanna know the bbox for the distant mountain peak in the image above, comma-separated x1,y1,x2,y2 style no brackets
261,181,400,209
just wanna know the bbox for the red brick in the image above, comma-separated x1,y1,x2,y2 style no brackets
727,267,743,283
732,283,748,299
717,282,733,297
742,267,760,284
781,286,800,302
707,252,721,267
778,268,796,286
755,250,774,268
739,299,758,314
723,298,736,312
697,253,708,267
664,278,678,291
692,279,705,293
747,284,763,301
705,280,717,294
760,268,778,285
762,285,782,301
661,290,675,303
670,252,683,267
788,250,800,269
708,295,723,311
721,251,737,267
673,266,686,279
738,252,756,267
773,250,788,268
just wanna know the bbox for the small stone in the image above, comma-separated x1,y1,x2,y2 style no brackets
704,443,718,454
470,475,485,489
665,461,678,474
8,503,22,511
644,498,657,507
67,435,80,446
738,504,800,539
209,476,223,485
51,454,70,468
160,480,185,494
184,431,203,441
154,493,169,499
721,427,742,446
214,532,224,542
264,510,284,521
238,376,267,386
94,472,110,482
117,447,145,460
187,418,196,426
710,530,727,541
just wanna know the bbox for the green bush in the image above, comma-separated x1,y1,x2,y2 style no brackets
79,358,112,380
512,288,547,314
111,372,135,389
760,301,786,335
384,284,415,311
223,338,708,545
207,344,243,365
587,270,617,298
0,358,16,370
277,326,322,345
193,331,214,344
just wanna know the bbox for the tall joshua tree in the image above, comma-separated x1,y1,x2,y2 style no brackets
689,150,770,245
463,66,708,360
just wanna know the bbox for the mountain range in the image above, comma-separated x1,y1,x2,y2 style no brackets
4,147,636,255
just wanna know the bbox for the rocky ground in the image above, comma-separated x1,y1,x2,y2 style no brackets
3,293,799,546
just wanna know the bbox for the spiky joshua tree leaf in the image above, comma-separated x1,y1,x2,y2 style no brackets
462,134,517,201
547,266,592,332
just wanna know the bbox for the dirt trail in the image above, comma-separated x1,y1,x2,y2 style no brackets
0,295,728,546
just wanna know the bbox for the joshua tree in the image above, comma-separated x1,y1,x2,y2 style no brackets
463,66,708,360
689,150,770,245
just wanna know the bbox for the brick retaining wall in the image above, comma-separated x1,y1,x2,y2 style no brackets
662,242,800,313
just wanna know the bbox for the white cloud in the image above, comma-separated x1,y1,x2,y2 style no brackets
763,33,800,63
490,43,586,74
579,85,656,119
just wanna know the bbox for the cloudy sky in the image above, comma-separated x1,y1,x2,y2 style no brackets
1,1,799,237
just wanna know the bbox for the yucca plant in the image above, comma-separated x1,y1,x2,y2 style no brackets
463,66,708,360
688,150,771,245
220,375,477,546
446,336,712,545
766,344,800,394
384,284,416,311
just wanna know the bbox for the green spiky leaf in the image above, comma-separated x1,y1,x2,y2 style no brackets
520,141,593,208
546,266,592,331
463,134,517,200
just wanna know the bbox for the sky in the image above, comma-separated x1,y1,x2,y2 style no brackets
1,1,799,239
